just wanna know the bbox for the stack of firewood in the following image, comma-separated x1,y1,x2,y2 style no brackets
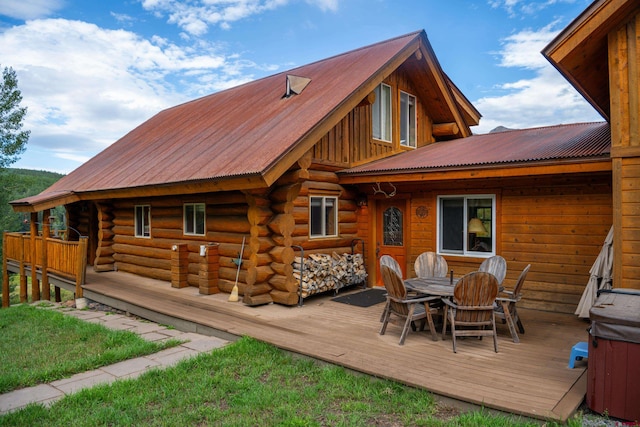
293,252,367,298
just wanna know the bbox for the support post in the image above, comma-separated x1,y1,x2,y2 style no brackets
171,243,189,288
30,212,40,302
2,232,8,308
199,243,220,295
75,237,88,298
41,210,51,301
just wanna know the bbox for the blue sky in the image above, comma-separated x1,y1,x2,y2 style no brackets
0,0,601,174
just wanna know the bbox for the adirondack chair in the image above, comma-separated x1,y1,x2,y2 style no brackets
380,254,403,279
478,255,507,285
494,264,531,343
441,271,499,353
379,265,440,343
379,255,404,321
414,252,448,278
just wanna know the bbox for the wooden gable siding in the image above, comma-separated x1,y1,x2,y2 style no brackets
361,172,612,314
311,68,434,168
609,11,640,289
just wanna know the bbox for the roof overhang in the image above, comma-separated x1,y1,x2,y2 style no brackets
339,157,612,185
542,0,640,121
10,174,269,213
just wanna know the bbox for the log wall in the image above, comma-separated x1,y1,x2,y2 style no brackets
362,172,613,314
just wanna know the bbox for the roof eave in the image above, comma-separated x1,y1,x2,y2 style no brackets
338,157,612,184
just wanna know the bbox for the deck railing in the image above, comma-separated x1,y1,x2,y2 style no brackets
2,231,88,308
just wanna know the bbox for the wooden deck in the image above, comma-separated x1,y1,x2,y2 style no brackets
82,270,588,423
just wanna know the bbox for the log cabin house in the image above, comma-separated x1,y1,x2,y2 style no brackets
5,0,639,315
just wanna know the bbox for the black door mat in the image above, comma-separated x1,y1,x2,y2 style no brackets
332,288,386,307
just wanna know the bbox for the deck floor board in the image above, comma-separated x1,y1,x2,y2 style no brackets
82,270,588,422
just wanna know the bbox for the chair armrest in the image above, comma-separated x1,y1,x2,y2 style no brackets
495,296,520,303
441,298,456,309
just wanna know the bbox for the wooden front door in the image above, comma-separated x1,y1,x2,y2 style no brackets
376,199,408,286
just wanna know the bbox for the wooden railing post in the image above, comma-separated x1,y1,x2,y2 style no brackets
75,237,88,298
30,212,40,301
171,243,189,288
199,243,220,295
41,213,51,301
19,235,27,302
2,232,8,308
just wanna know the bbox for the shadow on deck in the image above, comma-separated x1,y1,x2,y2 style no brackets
82,269,588,423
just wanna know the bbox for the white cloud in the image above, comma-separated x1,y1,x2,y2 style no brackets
0,18,263,171
0,0,64,20
488,0,578,17
473,24,602,133
141,0,335,35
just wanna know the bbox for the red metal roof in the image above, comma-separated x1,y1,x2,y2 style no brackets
340,122,610,176
41,31,426,195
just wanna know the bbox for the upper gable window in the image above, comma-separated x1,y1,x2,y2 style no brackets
372,83,392,142
184,203,206,236
400,91,416,148
135,205,151,238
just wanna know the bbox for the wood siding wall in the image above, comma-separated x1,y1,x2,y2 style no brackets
362,173,613,314
312,69,433,169
609,11,640,289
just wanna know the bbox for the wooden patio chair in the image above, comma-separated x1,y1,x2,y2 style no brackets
379,255,404,322
379,265,440,344
414,252,448,278
494,264,531,343
441,271,499,353
380,254,403,279
478,255,507,285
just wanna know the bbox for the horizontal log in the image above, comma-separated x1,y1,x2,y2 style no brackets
273,235,358,250
112,243,171,259
219,266,247,282
208,203,248,216
433,122,459,137
270,183,302,203
208,216,251,234
299,181,343,196
274,169,310,186
270,289,298,306
271,262,293,276
243,282,272,297
113,253,171,270
243,292,274,306
270,246,295,264
246,265,275,284
115,262,171,282
267,213,295,236
218,278,247,295
269,273,298,292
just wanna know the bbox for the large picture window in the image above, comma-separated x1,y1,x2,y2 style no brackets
400,91,416,148
372,83,391,142
438,195,495,256
135,205,151,238
184,203,206,236
310,196,338,238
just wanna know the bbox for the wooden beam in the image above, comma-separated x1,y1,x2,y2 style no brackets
339,159,612,184
432,122,459,137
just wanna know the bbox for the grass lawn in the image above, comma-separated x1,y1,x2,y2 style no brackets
0,304,584,426
0,303,180,393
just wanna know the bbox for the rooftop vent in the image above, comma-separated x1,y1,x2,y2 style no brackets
283,74,311,98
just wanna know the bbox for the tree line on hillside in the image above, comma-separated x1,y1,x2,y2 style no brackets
0,168,65,258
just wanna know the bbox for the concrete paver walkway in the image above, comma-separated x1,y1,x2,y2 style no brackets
0,303,230,415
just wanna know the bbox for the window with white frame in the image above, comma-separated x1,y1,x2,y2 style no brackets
400,91,416,148
135,205,151,238
309,196,338,238
184,203,206,236
372,83,392,142
438,195,495,256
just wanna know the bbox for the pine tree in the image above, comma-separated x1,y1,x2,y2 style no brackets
0,65,29,168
